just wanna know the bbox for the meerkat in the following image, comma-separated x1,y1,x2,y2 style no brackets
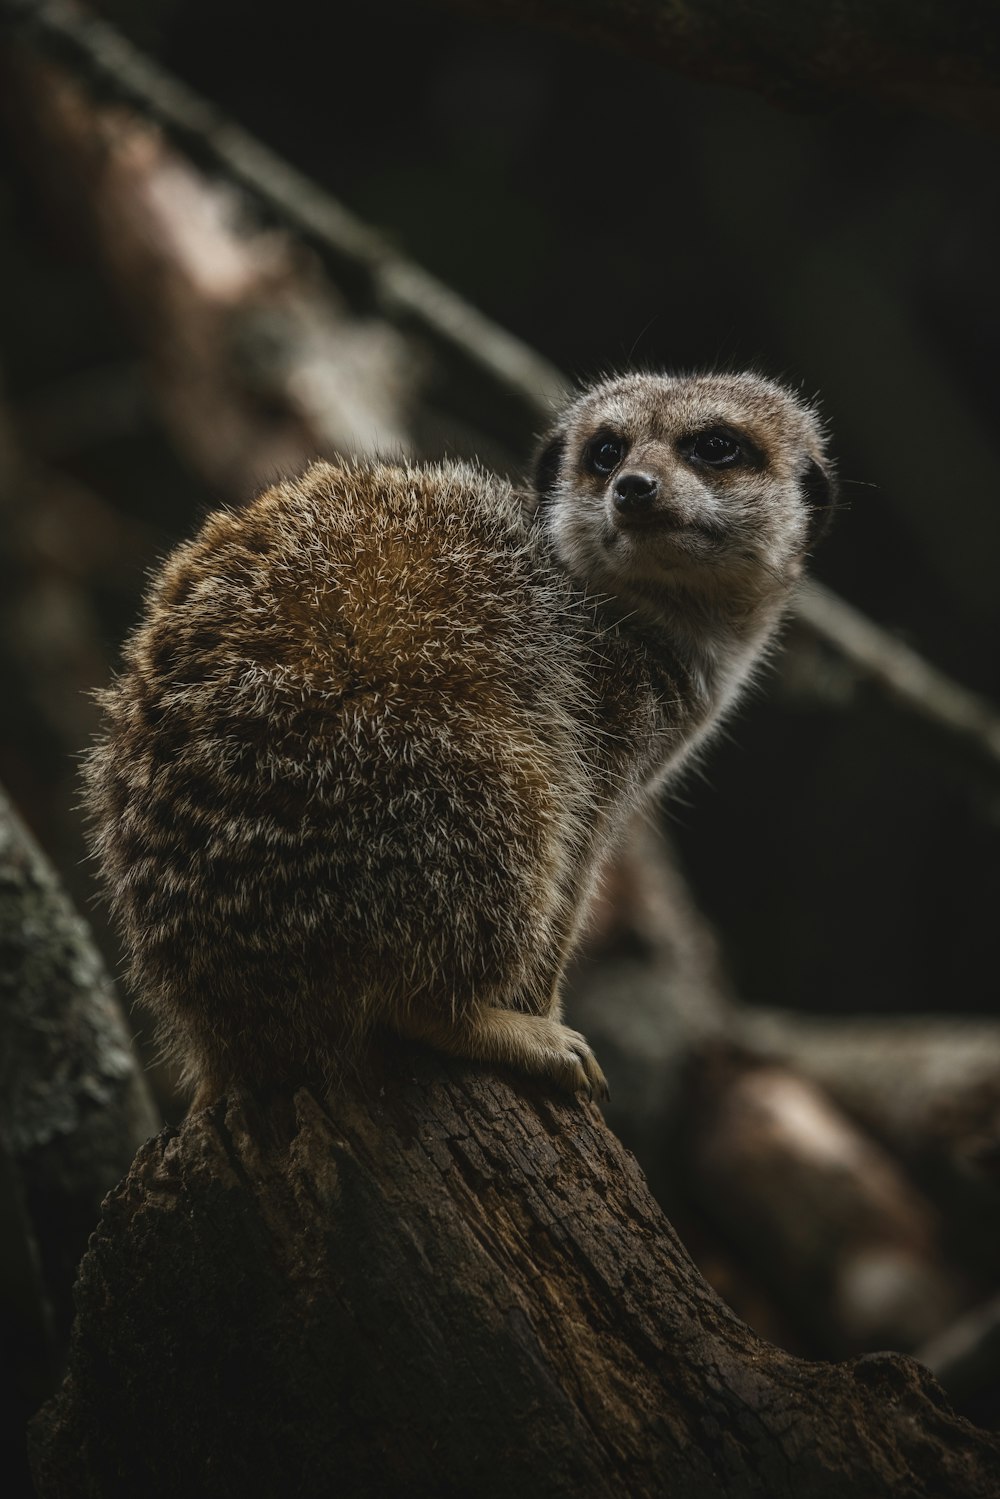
84,371,834,1108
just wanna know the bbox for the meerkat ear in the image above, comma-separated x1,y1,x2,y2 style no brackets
801,457,838,545
532,431,567,511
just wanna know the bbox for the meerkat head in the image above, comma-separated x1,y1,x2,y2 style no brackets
532,371,836,622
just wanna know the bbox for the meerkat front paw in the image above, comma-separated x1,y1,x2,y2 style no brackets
524,1017,610,1103
396,1007,609,1104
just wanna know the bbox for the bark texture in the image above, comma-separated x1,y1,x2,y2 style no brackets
0,787,158,1335
0,785,159,1493
29,1051,1000,1498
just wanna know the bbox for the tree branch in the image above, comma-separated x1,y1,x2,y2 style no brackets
0,782,159,1492
0,0,568,423
28,1061,1000,1498
789,581,1000,776
0,784,159,1343
567,825,986,1359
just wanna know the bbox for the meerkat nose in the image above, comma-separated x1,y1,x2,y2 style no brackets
612,473,659,513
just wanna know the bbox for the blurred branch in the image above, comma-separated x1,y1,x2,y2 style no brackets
456,0,1000,132
791,581,1000,775
569,823,980,1357
684,1047,963,1356
7,58,420,497
0,0,568,424
3,0,1000,773
575,827,1000,1206
916,1294,1000,1407
745,1008,1000,1172
744,1007,1000,1283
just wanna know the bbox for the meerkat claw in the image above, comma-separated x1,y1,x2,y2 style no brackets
582,1052,609,1105
548,1024,608,1105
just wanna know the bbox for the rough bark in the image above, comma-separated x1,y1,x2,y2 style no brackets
29,1054,1000,1498
0,784,159,1494
0,785,159,1344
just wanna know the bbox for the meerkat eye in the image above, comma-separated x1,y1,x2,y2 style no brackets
690,430,742,467
585,434,626,476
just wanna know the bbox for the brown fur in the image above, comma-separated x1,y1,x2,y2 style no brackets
84,373,833,1105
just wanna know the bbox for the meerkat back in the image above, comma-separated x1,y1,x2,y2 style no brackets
85,460,606,1104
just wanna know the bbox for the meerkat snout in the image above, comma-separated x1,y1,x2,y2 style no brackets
612,472,659,515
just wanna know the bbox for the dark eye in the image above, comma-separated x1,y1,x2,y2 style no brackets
586,434,626,476
691,430,742,467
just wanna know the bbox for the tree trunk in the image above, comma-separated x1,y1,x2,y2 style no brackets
0,784,159,1495
0,786,159,1343
29,1049,1000,1498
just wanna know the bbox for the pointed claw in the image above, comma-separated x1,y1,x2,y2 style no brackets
492,1014,607,1106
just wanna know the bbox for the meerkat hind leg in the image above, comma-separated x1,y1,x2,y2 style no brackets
396,1005,608,1102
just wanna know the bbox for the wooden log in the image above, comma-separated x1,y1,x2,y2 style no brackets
745,1009,1000,1182
29,1050,1000,1498
0,783,159,1496
744,1009,1000,1287
683,1048,963,1356
569,826,991,1360
0,785,158,1345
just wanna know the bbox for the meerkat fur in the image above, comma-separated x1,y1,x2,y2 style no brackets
84,370,834,1107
